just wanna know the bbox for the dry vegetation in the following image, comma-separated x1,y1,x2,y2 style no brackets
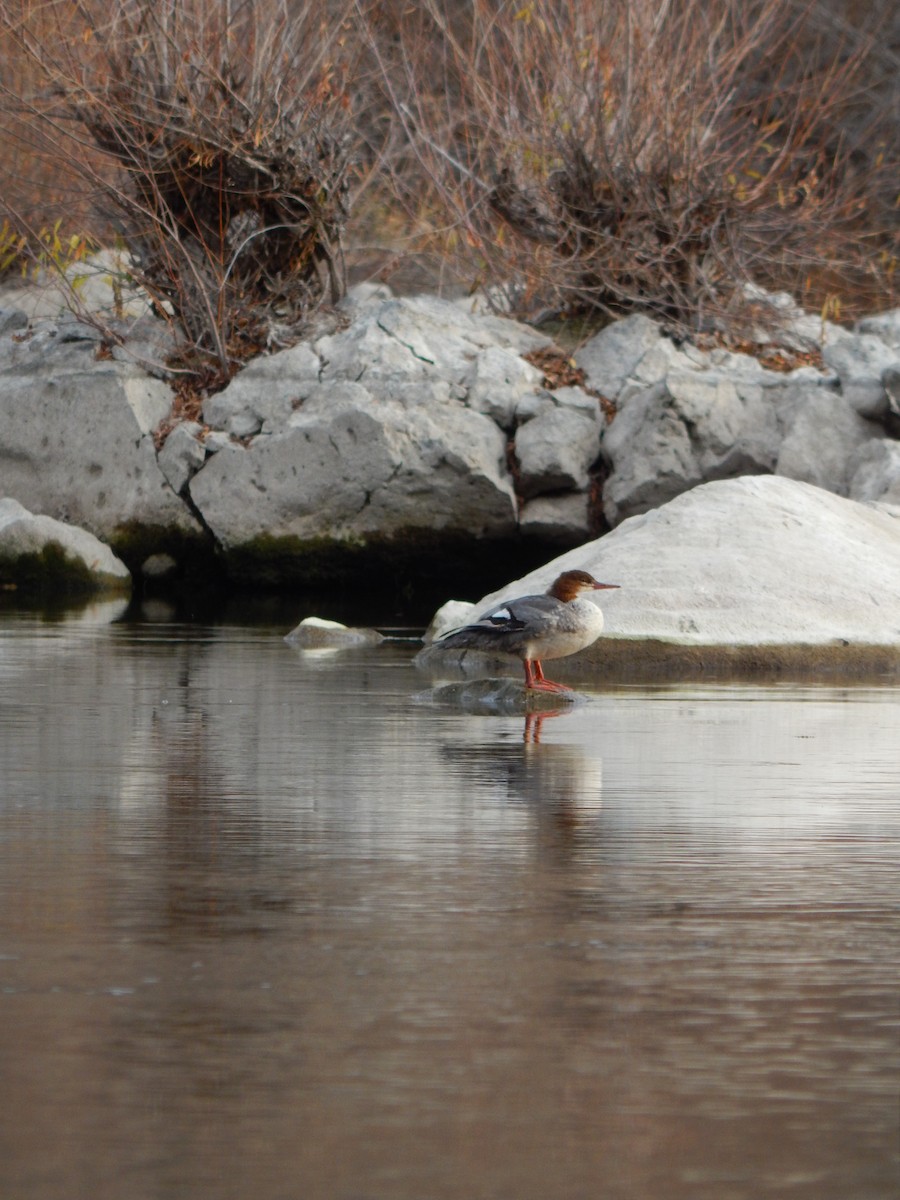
0,0,897,383
379,0,899,330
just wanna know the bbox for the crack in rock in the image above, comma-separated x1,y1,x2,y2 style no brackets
376,317,435,365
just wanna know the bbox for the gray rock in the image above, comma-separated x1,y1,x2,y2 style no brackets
157,422,207,494
0,497,130,590
823,334,899,420
424,599,479,643
514,391,556,423
203,431,233,454
602,381,705,524
203,342,321,434
848,439,900,505
775,386,879,495
515,406,601,497
462,476,900,646
284,616,384,648
519,491,592,542
0,250,151,321
0,349,199,539
549,385,605,422
338,281,394,316
0,308,27,336
109,315,178,380
141,552,178,579
855,308,900,350
189,383,516,548
601,366,782,525
316,294,549,401
882,367,900,419
574,315,664,400
463,345,542,429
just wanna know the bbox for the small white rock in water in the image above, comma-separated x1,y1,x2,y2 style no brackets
284,616,384,649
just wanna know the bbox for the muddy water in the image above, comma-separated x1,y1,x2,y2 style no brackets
1,601,897,1200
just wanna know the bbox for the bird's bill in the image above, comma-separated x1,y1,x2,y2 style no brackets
591,582,620,590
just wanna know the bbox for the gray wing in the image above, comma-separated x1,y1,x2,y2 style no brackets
438,593,558,649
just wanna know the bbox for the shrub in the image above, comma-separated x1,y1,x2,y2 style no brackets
384,0,898,329
2,0,364,378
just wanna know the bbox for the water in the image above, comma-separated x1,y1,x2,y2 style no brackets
1,600,898,1200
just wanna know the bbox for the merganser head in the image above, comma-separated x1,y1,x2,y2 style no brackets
547,569,619,602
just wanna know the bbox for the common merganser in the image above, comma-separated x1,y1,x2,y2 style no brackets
438,569,619,693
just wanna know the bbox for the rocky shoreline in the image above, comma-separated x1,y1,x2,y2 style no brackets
2,276,899,661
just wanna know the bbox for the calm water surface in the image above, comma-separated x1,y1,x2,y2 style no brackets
0,600,898,1200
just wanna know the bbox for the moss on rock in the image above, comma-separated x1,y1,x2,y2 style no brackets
0,541,131,597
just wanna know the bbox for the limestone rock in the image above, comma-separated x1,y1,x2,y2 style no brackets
849,439,900,505
189,381,516,548
0,497,131,591
774,385,879,495
462,476,900,646
157,421,206,495
823,334,899,420
0,307,27,336
515,406,601,497
574,314,663,401
855,308,900,350
284,616,384,648
463,345,543,429
315,293,549,401
0,345,199,539
519,492,592,543
203,342,321,435
424,599,478,644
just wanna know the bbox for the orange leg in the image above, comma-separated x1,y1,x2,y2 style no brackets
524,659,572,693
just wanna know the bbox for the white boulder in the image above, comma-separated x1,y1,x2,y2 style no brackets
0,497,130,590
454,476,900,646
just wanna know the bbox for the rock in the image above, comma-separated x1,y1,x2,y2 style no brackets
519,492,593,543
601,381,703,524
855,308,900,350
315,293,549,401
460,476,900,646
0,307,27,336
848,440,900,505
424,599,477,643
157,421,206,494
574,314,664,401
140,552,179,580
189,381,517,548
550,385,606,421
599,349,883,524
109,313,177,379
823,334,899,420
0,497,131,591
774,385,879,495
882,367,900,419
463,345,543,429
0,345,200,540
515,407,601,497
0,249,151,321
514,391,556,423
338,281,394,316
741,282,852,352
284,616,384,648
203,342,321,435
203,431,232,453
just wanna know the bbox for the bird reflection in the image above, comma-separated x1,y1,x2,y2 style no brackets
438,698,603,862
524,707,569,743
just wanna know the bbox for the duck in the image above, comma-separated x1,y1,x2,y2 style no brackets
437,569,619,692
